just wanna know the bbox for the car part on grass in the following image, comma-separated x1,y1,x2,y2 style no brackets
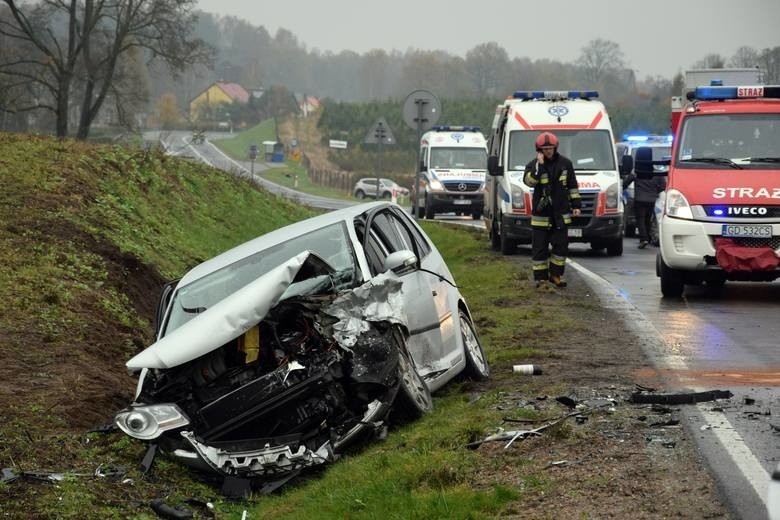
466,411,580,450
139,443,158,476
150,499,194,520
513,364,542,375
629,390,733,405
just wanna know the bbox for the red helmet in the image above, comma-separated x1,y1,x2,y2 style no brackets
535,132,559,150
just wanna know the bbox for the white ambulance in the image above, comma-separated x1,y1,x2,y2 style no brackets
414,126,488,220
485,91,624,255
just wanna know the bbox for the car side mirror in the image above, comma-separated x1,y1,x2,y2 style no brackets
487,155,502,176
383,250,418,275
419,160,426,172
620,155,633,175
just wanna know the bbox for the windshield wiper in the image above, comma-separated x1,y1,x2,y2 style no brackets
680,157,743,169
746,157,780,163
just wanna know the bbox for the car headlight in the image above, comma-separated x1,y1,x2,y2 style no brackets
605,182,619,210
665,189,693,219
428,179,444,191
511,184,525,210
115,404,190,440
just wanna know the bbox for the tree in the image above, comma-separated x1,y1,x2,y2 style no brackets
465,42,510,96
692,53,726,69
729,46,759,68
758,46,780,83
577,39,626,86
0,0,211,139
156,92,180,129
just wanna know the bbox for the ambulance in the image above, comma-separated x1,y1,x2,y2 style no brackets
484,90,624,255
414,126,488,220
656,83,780,297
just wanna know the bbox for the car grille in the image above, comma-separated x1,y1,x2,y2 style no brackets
443,181,481,192
730,236,780,249
579,192,598,217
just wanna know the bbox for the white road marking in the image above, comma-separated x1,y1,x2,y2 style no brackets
568,259,770,505
182,137,213,167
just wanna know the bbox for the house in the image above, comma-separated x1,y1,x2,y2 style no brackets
294,93,321,118
189,82,250,120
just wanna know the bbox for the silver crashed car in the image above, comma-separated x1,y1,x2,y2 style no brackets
115,202,489,488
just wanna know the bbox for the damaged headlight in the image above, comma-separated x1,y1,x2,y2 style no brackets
115,404,190,440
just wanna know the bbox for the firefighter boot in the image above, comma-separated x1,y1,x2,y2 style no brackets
549,275,567,288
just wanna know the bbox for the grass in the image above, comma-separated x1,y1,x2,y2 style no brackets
259,161,354,200
0,132,602,518
211,118,277,161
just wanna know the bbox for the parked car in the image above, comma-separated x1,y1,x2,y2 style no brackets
353,178,409,200
616,135,671,239
115,202,488,488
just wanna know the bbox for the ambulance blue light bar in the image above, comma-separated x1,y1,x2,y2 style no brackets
624,134,674,143
512,90,599,100
689,85,780,101
431,125,481,132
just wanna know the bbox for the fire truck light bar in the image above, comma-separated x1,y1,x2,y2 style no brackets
512,90,599,100
690,85,780,101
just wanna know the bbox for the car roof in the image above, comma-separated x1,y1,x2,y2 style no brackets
178,201,388,287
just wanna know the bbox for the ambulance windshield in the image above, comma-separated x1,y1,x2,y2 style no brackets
508,130,615,174
429,147,487,169
676,114,780,169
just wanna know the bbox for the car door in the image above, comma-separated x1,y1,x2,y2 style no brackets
360,208,446,378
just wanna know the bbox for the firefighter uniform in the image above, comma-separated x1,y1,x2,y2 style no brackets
524,153,581,283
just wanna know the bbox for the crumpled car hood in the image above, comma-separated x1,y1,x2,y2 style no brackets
127,252,333,370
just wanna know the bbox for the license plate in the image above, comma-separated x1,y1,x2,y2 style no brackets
453,199,470,205
721,224,772,238
568,228,582,237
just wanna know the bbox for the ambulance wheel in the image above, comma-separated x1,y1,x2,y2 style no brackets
490,220,501,251
500,222,516,255
606,239,623,256
471,211,482,220
425,203,435,220
659,258,684,298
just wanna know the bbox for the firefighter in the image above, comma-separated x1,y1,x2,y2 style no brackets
524,132,582,288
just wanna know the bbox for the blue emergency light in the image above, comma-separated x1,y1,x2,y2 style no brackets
689,84,780,101
623,134,674,143
512,90,599,100
431,125,481,132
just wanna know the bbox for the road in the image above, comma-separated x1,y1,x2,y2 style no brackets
569,239,780,520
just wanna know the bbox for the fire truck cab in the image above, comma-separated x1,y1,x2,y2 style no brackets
657,83,780,297
485,90,624,255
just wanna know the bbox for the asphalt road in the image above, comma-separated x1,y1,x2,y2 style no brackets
569,238,780,520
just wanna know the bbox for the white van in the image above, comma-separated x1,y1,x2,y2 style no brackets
414,126,488,220
485,91,624,255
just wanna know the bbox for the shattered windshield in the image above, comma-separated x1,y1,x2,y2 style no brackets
163,222,358,336
508,129,615,173
676,114,780,169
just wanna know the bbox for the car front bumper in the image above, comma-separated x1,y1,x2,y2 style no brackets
501,214,623,244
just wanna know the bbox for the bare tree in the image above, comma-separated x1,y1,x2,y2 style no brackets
0,0,211,139
577,39,626,86
465,42,509,95
692,53,726,69
729,46,759,68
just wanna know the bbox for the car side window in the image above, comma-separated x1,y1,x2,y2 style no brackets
391,208,431,258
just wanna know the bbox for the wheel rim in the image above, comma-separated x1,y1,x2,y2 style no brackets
399,349,431,410
460,314,487,374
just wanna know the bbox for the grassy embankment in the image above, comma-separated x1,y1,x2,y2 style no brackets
0,131,585,518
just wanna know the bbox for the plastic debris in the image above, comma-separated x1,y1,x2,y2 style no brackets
629,390,733,405
513,364,542,375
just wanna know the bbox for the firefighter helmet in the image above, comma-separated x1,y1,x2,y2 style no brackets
535,132,559,150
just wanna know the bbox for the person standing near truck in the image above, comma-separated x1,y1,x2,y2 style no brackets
623,154,666,248
524,132,582,287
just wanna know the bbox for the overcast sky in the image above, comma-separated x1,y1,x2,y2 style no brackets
197,0,779,79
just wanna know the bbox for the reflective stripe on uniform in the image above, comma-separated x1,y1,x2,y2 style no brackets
539,174,549,184
569,189,581,198
550,255,566,267
563,214,572,225
532,262,549,271
559,173,567,183
531,216,551,227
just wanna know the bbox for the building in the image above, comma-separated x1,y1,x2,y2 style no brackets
189,82,250,120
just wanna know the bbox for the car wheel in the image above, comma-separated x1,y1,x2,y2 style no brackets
424,201,435,220
659,256,684,298
416,206,425,218
500,218,516,255
355,190,365,200
471,211,482,220
606,239,623,256
381,191,392,200
490,219,501,251
394,341,433,419
459,311,489,381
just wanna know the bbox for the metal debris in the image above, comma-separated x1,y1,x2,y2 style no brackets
629,390,733,405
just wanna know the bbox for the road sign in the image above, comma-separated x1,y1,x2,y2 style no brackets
329,139,348,149
248,144,259,161
402,90,441,131
364,117,395,145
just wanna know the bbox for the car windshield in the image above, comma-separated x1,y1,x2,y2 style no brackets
429,147,487,169
163,222,359,336
676,113,780,169
508,129,616,174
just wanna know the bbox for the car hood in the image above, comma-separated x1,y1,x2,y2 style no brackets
127,252,334,370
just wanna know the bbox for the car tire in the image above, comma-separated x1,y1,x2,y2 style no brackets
424,201,435,219
355,190,365,200
416,206,425,218
471,211,482,220
394,340,433,419
659,256,684,298
500,219,516,255
606,239,623,256
458,311,490,381
490,219,501,251
381,191,392,200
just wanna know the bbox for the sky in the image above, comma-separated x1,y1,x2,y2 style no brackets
196,0,780,79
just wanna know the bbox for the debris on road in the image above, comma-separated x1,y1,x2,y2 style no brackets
513,364,543,375
629,389,733,405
